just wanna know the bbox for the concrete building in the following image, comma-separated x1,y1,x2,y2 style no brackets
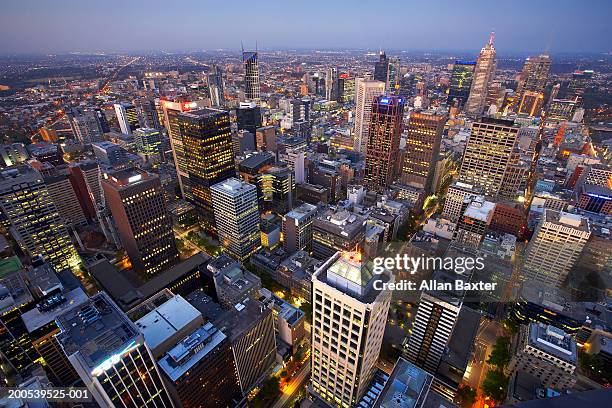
0,166,79,272
282,202,318,253
56,292,174,407
102,168,179,275
458,117,519,196
312,208,366,260
353,78,386,153
310,251,392,407
211,178,261,261
207,254,262,309
509,323,577,390
523,210,590,288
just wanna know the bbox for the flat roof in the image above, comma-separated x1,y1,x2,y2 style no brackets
56,292,139,370
528,323,577,363
22,287,89,333
158,322,226,382
374,358,432,408
135,295,202,353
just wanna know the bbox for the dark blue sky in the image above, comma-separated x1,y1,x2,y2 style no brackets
1,0,610,54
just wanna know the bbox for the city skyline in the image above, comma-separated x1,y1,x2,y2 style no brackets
1,0,611,54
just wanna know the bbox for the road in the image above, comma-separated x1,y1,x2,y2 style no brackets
272,361,311,408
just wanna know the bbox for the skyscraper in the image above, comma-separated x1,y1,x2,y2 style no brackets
243,49,261,101
102,168,179,275
364,95,405,191
310,251,392,407
282,202,318,253
387,57,401,92
134,98,162,130
447,61,476,109
464,33,497,117
0,166,80,272
114,102,139,134
56,292,174,408
523,210,591,288
403,270,465,374
161,99,206,201
68,108,104,144
211,178,261,261
133,127,163,161
177,108,236,221
208,63,225,106
353,78,385,153
401,111,447,193
458,117,519,196
236,101,263,135
515,54,551,106
373,50,389,83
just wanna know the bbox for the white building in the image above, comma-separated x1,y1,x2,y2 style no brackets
353,78,385,153
310,251,392,407
523,210,591,287
211,178,261,261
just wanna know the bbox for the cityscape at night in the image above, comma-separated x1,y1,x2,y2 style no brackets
0,1,611,407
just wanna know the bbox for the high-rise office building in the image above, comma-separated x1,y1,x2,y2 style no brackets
258,165,294,214
509,323,577,391
136,294,242,407
291,98,311,122
56,292,174,408
114,102,139,134
68,108,104,144
236,102,263,135
447,61,476,109
458,117,519,196
177,108,236,220
312,208,366,260
43,170,88,227
243,50,261,101
522,210,590,288
465,33,497,117
515,54,551,107
208,64,225,107
353,78,386,153
133,127,163,160
161,99,207,201
373,50,389,83
310,251,392,407
387,57,401,92
403,270,466,374
401,112,447,193
135,98,162,130
102,168,179,275
211,178,261,261
282,202,318,253
364,95,405,192
0,166,80,272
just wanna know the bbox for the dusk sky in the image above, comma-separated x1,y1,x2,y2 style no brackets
1,0,610,55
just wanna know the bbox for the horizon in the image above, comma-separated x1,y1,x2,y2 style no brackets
1,0,610,55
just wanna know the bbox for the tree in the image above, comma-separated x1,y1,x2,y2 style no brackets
482,369,509,403
456,384,477,405
487,336,511,369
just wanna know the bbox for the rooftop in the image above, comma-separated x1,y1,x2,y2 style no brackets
315,251,391,303
544,209,590,232
135,295,203,355
373,358,433,408
211,177,255,197
22,287,89,333
56,292,139,370
157,322,227,382
463,198,496,222
528,323,577,363
284,202,318,221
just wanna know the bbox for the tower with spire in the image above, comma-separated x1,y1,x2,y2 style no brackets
464,32,497,117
